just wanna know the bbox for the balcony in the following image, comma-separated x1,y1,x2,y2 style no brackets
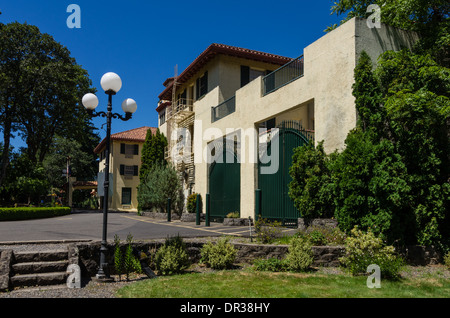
167,98,194,123
262,55,304,95
211,96,235,123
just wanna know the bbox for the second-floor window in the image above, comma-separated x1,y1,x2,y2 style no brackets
120,143,139,158
159,109,166,125
120,165,138,177
196,71,208,100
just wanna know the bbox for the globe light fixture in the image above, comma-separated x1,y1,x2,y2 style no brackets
100,72,122,94
121,98,137,114
81,93,99,110
81,72,137,281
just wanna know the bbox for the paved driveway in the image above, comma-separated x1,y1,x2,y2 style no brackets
0,210,258,243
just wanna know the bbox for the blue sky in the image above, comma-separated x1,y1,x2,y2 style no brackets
1,0,342,149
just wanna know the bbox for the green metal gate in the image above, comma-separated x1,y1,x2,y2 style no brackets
258,120,314,226
209,140,240,221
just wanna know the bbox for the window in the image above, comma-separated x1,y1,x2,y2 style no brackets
120,165,139,176
241,65,270,87
122,188,132,205
159,109,166,125
120,143,139,158
196,71,208,99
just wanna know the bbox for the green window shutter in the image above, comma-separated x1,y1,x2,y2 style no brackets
120,164,125,175
134,144,139,155
241,65,250,87
133,165,138,176
120,143,125,154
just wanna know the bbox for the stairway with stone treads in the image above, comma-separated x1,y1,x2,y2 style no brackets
10,250,70,288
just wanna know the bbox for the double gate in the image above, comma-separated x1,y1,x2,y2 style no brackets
207,120,312,225
258,120,313,226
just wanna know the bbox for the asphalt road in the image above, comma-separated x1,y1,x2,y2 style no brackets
0,210,257,243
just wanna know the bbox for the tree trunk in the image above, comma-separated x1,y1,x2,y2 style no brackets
0,111,12,188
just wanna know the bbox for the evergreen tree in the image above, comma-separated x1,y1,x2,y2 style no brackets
139,128,167,182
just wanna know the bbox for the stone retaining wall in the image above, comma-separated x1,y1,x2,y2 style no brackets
75,241,345,276
0,250,13,291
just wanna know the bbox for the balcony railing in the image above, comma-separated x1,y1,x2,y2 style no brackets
166,98,194,121
262,55,304,95
211,95,235,123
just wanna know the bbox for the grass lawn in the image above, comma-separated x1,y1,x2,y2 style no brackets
116,266,450,298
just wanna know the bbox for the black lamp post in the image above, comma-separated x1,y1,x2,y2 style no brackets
82,72,137,280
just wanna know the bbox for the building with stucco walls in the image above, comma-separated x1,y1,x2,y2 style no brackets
94,126,156,212
156,18,418,224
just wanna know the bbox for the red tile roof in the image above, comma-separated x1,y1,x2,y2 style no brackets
94,126,157,153
158,43,293,101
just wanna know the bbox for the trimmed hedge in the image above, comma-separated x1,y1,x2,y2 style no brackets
0,207,71,221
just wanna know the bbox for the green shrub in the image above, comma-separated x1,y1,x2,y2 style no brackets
137,162,184,214
226,211,240,218
0,207,70,221
154,235,190,275
253,257,288,272
444,252,450,269
186,193,202,214
296,225,347,246
255,217,282,244
200,238,237,270
285,236,314,272
340,227,404,280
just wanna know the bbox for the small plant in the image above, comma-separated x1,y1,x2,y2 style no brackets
285,236,314,272
113,233,141,281
154,235,190,275
200,237,237,270
226,211,240,218
114,234,124,281
253,257,288,272
444,252,450,269
255,217,282,244
296,225,347,246
187,193,202,214
340,227,404,280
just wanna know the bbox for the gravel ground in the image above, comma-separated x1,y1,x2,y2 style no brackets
0,274,149,298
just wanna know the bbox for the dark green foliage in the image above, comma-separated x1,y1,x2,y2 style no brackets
139,128,167,183
352,51,384,135
331,129,413,244
289,142,334,219
137,162,184,213
186,193,202,214
0,207,70,221
288,49,449,249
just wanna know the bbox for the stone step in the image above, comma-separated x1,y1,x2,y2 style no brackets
12,260,69,275
14,251,68,263
10,272,68,288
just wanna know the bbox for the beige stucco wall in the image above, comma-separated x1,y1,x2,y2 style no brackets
160,18,419,219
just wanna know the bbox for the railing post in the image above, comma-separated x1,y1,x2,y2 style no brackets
167,197,171,222
195,193,201,225
205,193,210,227
255,189,261,222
